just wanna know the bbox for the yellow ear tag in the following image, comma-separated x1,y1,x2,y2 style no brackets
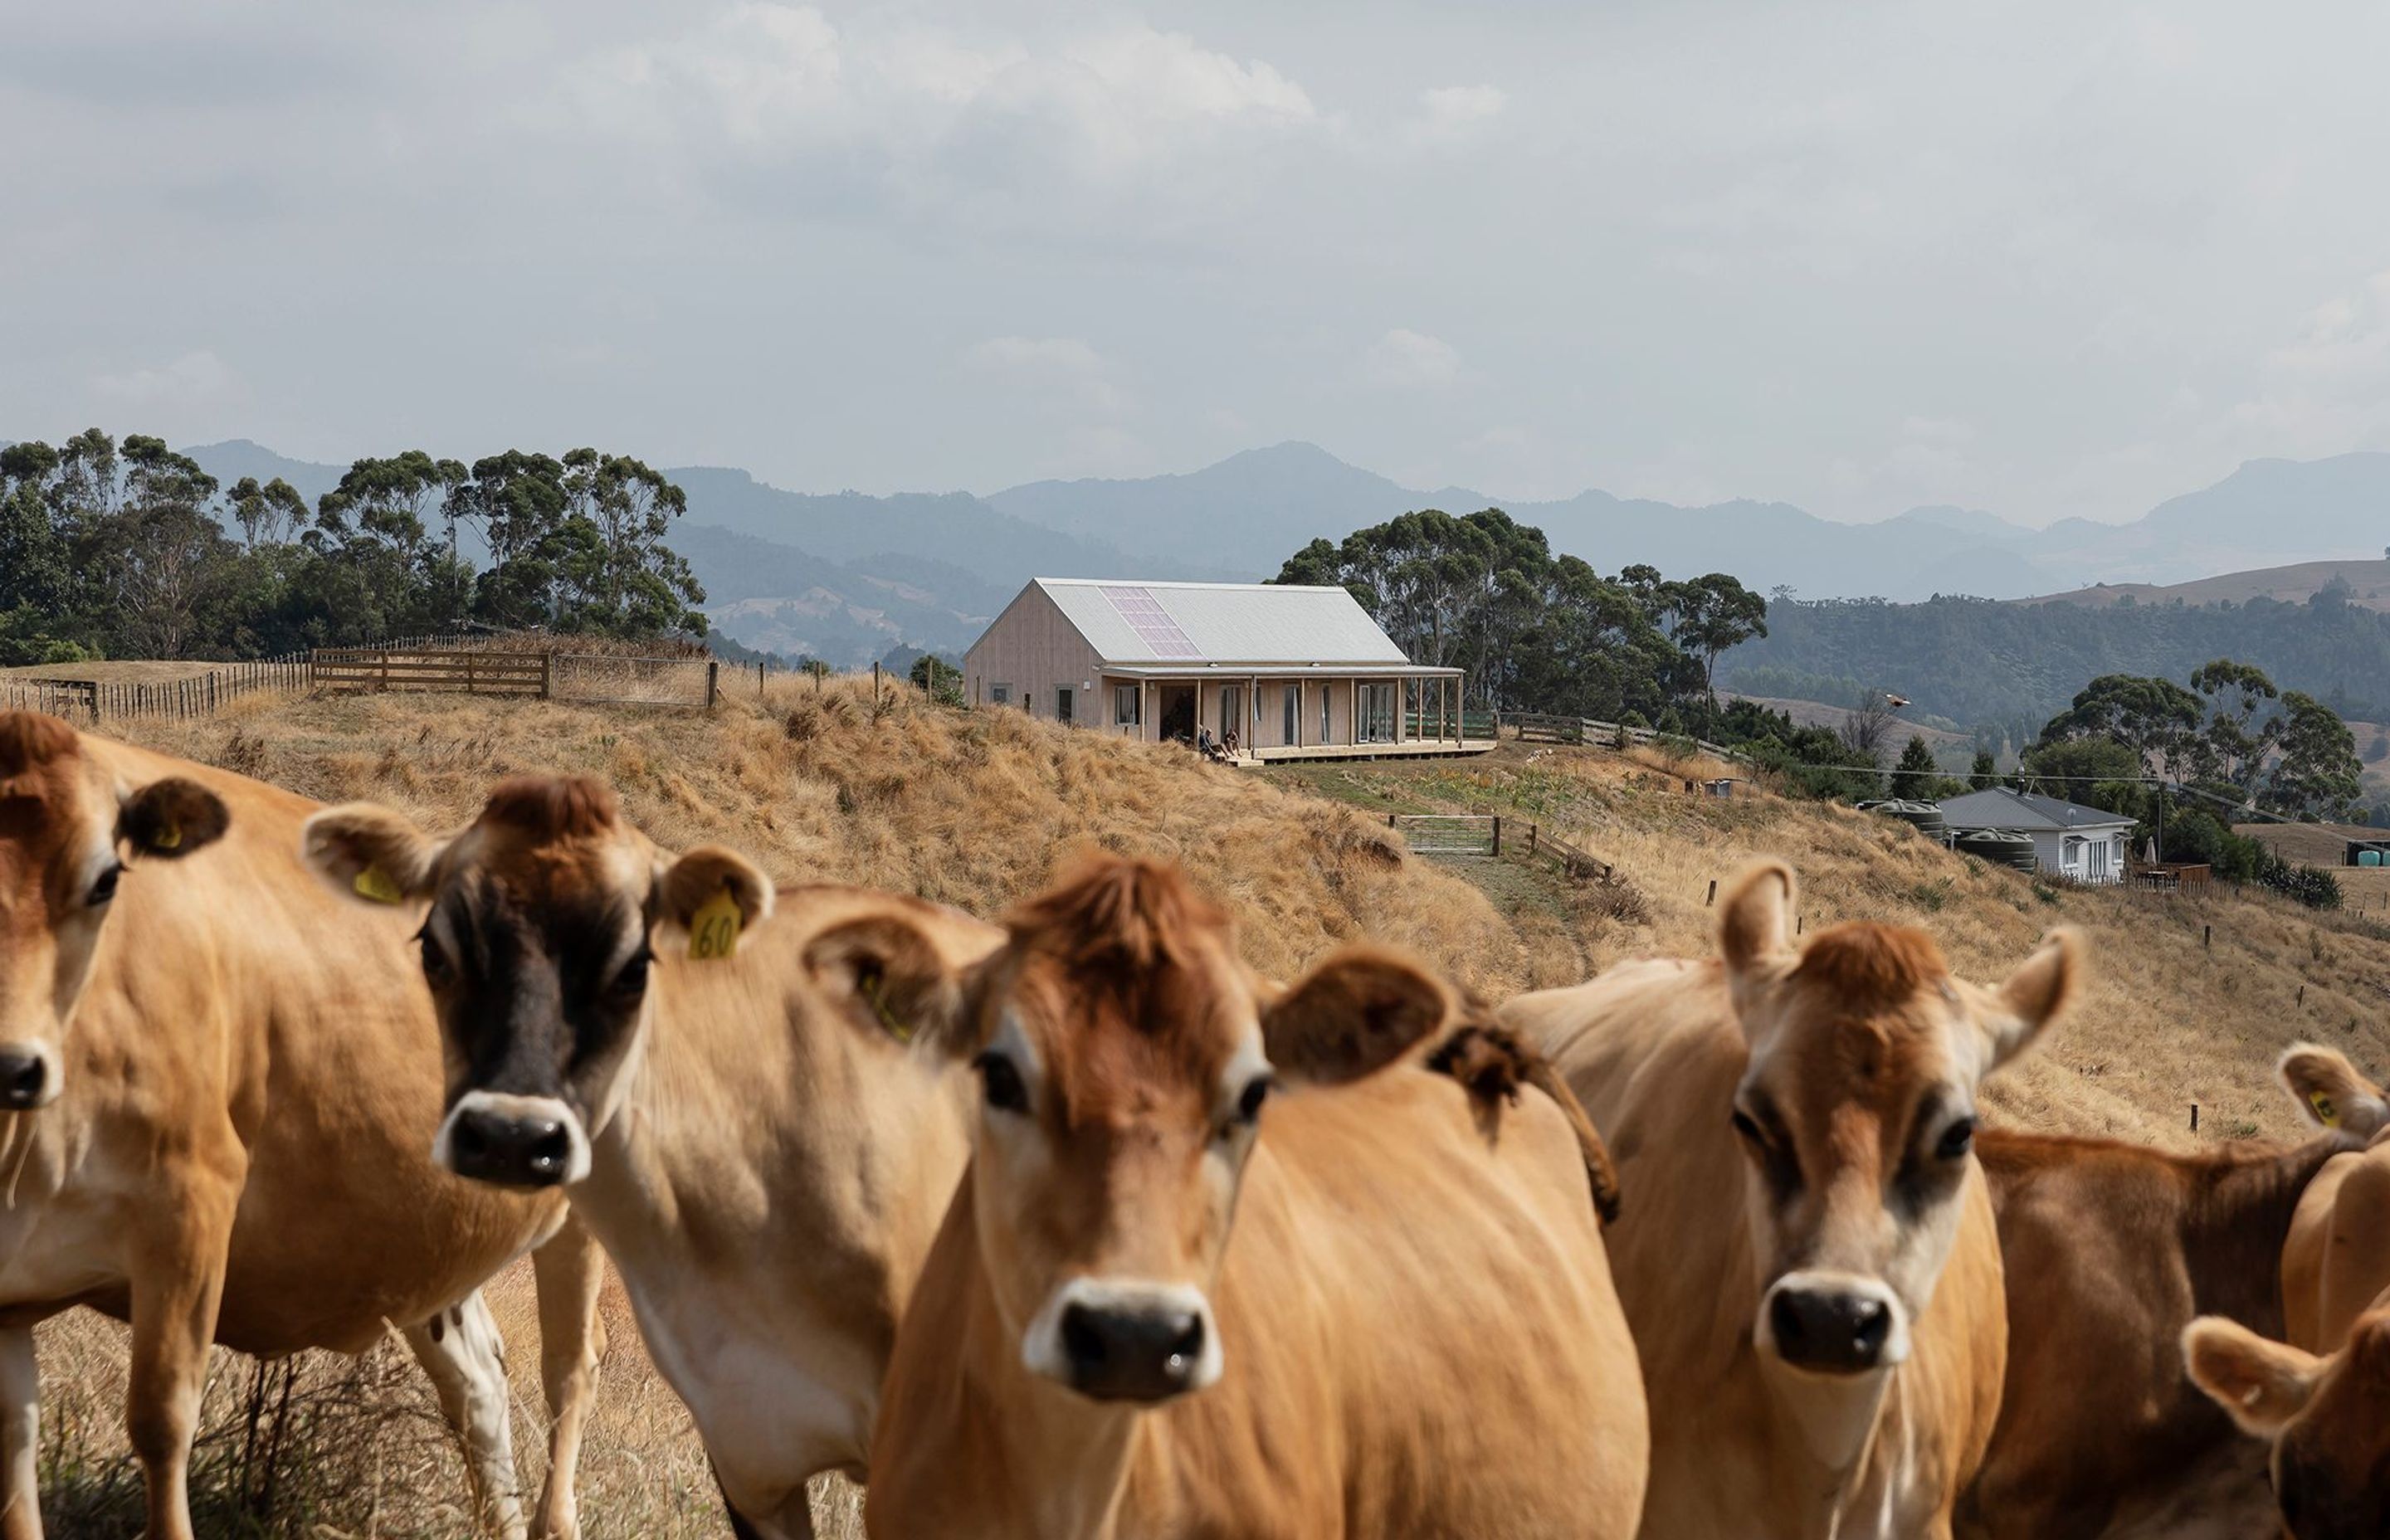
2311,1089,2341,1128
153,821,182,851
354,865,405,905
690,887,743,962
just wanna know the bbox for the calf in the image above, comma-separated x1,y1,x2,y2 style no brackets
2181,1044,2390,1540
1502,861,2078,1539
863,855,1649,1538
301,777,999,1538
0,713,599,1540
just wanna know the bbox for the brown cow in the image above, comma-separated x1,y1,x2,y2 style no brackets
1960,1121,2361,1540
2182,1044,2390,1540
300,777,999,1539
0,713,600,1540
863,855,1649,1539
1501,862,2078,1539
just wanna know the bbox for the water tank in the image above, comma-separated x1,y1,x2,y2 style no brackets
1952,828,2039,873
1875,800,1949,842
2363,850,2383,868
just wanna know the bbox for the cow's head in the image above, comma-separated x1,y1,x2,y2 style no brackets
300,776,771,1188
2279,1044,2390,1143
2187,1311,2390,1540
0,712,228,1109
817,855,1449,1406
1718,862,2077,1380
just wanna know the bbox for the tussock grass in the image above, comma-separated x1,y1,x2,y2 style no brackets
28,681,2390,1533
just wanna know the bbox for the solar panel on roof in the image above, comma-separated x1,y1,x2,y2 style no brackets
1100,585,1201,657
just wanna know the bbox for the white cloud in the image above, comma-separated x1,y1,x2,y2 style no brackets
1362,329,1466,390
2224,270,2390,454
556,8,1319,180
92,349,241,407
963,334,1128,414
1417,85,1506,138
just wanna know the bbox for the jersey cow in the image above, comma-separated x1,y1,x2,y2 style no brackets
1960,1112,2364,1539
864,855,1649,1539
0,713,600,1540
300,777,998,1539
1502,861,2079,1539
2184,1044,2390,1540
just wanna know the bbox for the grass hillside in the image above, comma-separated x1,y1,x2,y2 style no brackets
30,677,2390,1535
2019,558,2390,612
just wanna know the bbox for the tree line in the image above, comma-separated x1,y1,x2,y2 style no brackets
1275,508,1767,730
0,430,705,665
1720,584,2390,732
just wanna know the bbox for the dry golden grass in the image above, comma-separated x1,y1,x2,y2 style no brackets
29,681,2390,1534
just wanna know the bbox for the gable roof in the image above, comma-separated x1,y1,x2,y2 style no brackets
1026,579,1415,667
1936,787,2138,832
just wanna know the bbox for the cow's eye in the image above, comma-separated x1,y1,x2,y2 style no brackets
419,933,455,987
975,1051,1029,1116
1223,1075,1275,1137
87,864,124,908
1730,1108,1766,1148
613,950,651,998
1935,1117,1978,1162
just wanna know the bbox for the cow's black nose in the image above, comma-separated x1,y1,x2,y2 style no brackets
445,1106,573,1188
0,1052,49,1111
1058,1300,1207,1404
1770,1287,1893,1374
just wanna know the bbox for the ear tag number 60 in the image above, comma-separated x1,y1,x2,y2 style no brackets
690,886,743,962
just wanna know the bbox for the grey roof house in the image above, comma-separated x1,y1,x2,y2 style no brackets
1936,787,2137,885
963,579,1483,762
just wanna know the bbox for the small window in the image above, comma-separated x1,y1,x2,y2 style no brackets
1056,687,1074,724
1321,685,1333,742
990,682,1012,706
1115,685,1142,726
1283,685,1297,743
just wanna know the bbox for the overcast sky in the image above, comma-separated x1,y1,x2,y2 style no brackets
6,2,2389,525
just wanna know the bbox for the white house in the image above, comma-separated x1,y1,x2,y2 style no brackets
1936,787,2137,885
962,578,1485,762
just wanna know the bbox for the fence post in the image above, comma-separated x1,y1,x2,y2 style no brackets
539,653,553,700
1491,816,1502,857
1706,879,1718,906
1528,824,1539,857
705,660,720,710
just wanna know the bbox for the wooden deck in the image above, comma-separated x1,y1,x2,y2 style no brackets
1242,738,1496,765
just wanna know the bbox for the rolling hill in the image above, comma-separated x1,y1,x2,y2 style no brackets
156,439,2390,674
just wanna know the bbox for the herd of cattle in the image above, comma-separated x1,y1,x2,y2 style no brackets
3,704,2390,1539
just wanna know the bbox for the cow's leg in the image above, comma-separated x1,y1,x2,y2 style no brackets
401,1294,528,1540
528,1217,606,1540
125,1179,238,1540
0,1326,41,1540
712,1461,817,1540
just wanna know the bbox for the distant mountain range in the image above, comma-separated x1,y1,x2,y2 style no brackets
163,438,2390,667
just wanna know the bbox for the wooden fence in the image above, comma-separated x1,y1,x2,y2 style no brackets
1,655,313,723
1510,711,1749,763
311,649,552,697
1389,814,1502,855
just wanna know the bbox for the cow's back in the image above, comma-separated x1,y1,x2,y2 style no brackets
32,740,558,1352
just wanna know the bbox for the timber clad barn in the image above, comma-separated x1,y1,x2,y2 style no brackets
965,578,1487,762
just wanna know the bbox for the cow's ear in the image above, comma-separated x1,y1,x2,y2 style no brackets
656,846,775,959
2183,1318,2323,1437
1719,861,1797,1020
302,802,443,903
2279,1043,2390,1138
803,914,974,1056
1263,948,1451,1088
118,778,230,860
1980,928,2081,1071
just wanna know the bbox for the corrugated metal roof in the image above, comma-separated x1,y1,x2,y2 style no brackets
1936,787,2137,831
1034,579,1414,666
